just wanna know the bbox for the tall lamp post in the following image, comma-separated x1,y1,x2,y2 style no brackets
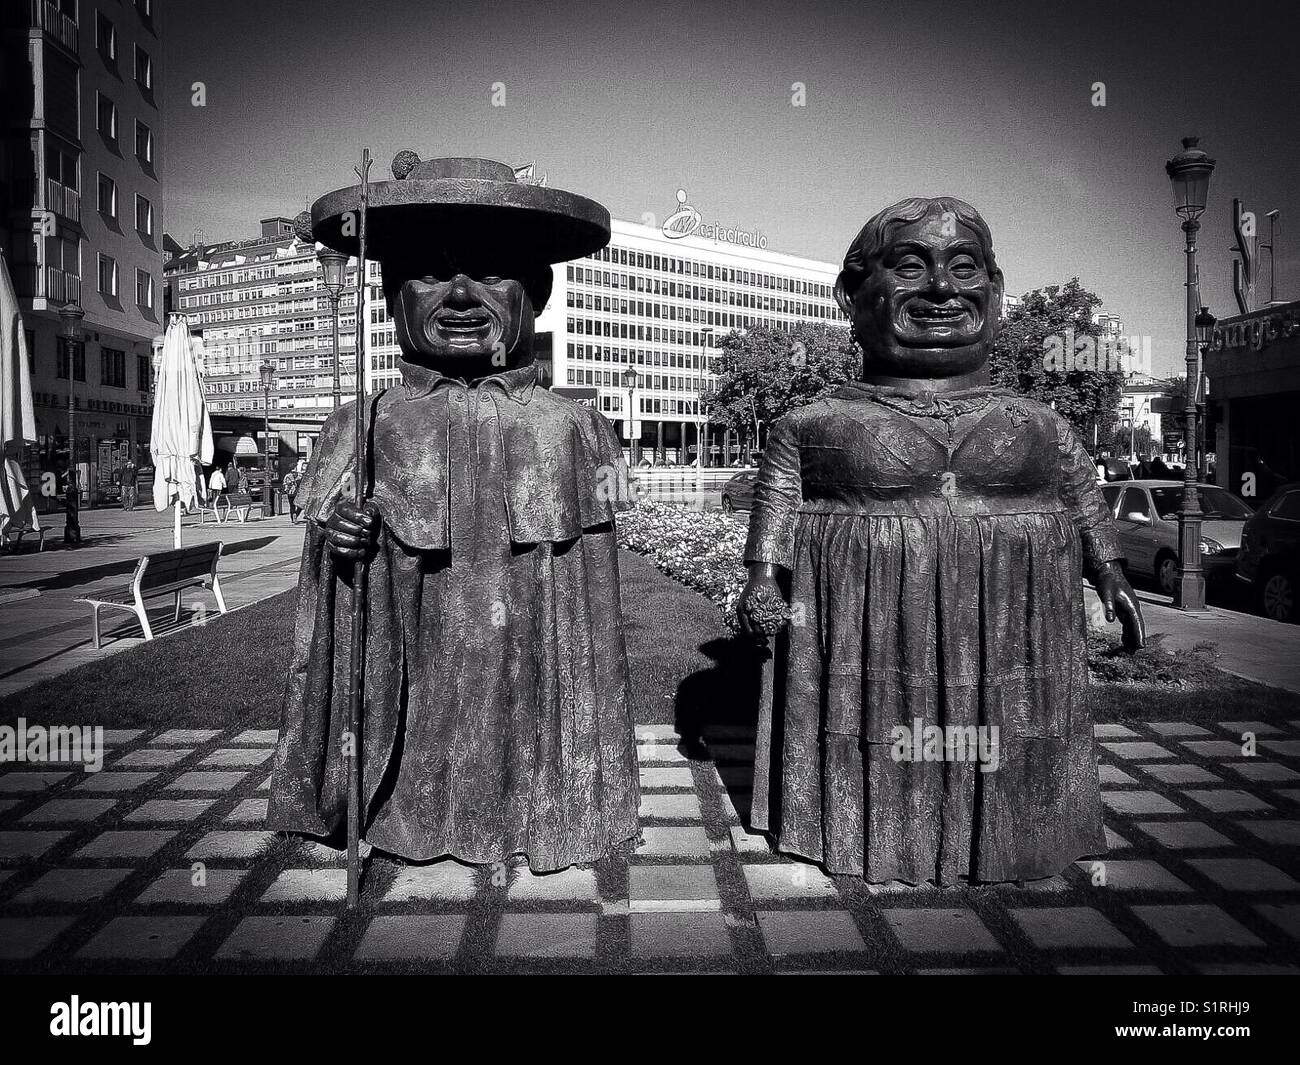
622,364,640,466
696,327,712,476
259,360,276,504
1165,136,1215,611
316,247,349,409
59,300,85,544
1194,306,1216,478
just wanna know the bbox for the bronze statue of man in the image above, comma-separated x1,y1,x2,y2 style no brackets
738,196,1144,884
268,155,640,872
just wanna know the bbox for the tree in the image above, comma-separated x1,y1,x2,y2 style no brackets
988,278,1126,449
704,322,858,452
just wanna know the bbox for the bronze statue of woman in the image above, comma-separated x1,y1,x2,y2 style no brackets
737,196,1145,884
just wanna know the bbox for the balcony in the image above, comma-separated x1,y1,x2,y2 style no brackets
44,177,81,223
14,264,82,304
33,0,78,53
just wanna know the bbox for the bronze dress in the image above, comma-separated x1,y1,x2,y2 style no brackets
745,383,1121,883
268,362,641,872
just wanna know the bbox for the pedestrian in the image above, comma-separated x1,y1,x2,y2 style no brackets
282,463,302,524
234,464,247,494
119,457,138,511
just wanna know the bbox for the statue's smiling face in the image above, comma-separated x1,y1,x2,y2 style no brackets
393,270,533,374
853,210,1001,377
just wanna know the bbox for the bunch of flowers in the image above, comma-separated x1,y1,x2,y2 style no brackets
617,501,749,628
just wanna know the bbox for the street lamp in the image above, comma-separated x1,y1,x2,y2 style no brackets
622,364,640,466
259,359,276,503
1165,136,1215,611
316,247,349,409
59,300,85,544
1195,305,1216,480
696,327,713,476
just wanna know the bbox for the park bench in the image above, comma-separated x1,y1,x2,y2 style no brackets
1,520,45,553
76,541,227,648
222,490,267,523
195,493,225,524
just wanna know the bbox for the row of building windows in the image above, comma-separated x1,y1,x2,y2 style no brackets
94,254,154,309
52,341,152,393
579,246,834,297
94,10,154,92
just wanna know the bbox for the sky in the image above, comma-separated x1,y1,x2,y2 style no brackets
158,0,1300,377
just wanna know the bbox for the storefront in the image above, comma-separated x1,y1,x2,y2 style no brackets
1205,299,1300,501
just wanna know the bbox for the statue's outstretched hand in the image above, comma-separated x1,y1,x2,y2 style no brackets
324,499,379,561
737,563,791,641
1095,560,1145,653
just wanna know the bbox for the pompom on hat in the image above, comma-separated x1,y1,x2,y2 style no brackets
308,153,610,267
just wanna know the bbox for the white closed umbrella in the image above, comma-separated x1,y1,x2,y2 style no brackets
150,315,213,547
0,249,38,542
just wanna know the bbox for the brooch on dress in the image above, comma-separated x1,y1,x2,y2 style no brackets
1005,401,1030,427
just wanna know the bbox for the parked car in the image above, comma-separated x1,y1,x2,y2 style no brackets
720,471,758,513
1235,481,1300,622
1098,479,1254,596
1093,456,1134,483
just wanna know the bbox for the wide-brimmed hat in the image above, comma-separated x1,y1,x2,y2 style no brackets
303,154,610,266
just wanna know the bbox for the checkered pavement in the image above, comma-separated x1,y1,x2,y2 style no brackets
1,720,1298,972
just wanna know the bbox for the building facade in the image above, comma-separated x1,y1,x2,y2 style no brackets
2,0,164,499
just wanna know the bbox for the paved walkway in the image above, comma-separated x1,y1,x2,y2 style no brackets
0,508,305,699
0,719,1297,972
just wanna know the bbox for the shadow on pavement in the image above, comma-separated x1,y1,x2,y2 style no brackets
9,535,281,592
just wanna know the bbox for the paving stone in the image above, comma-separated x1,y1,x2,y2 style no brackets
354,915,464,960
185,831,275,861
637,742,687,763
1275,790,1300,806
635,826,712,858
1253,904,1300,941
495,912,598,958
75,830,176,860
77,916,204,959
717,790,747,824
231,730,279,745
630,864,720,912
21,798,115,823
0,800,16,815
1102,742,1174,761
1058,964,1164,975
1074,859,1192,892
757,910,867,956
703,725,757,742
1132,905,1264,947
225,799,268,822
1181,789,1273,813
262,868,348,903
1098,765,1139,785
1262,740,1300,758
916,967,1021,975
71,772,158,793
635,724,682,742
730,825,773,854
124,799,215,823
990,876,1069,895
166,771,249,792
638,792,702,821
882,907,1002,953
1237,820,1300,846
0,916,74,959
1101,791,1183,816
743,862,838,900
708,743,756,763
1227,762,1300,783
216,915,335,960
639,767,694,789
150,730,221,745
1185,858,1300,892
0,830,71,860
1146,722,1210,737
134,867,249,906
383,861,478,902
14,867,134,904
1010,907,1133,949
1219,721,1285,736
508,866,600,902
713,765,752,790
1195,963,1299,975
100,730,145,745
201,748,274,767
115,747,193,768
1104,827,1129,850
1093,724,1137,738
1181,740,1250,759
1133,821,1234,849
257,775,271,791
1139,763,1221,786
0,771,70,793
630,912,733,958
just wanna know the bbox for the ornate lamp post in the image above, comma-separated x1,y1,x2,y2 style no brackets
259,359,276,502
1165,136,1215,611
1195,306,1216,479
59,300,85,543
316,247,349,409
622,364,640,466
696,327,713,476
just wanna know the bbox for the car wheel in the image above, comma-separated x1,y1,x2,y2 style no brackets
1156,551,1179,596
721,496,734,514
1260,569,1297,623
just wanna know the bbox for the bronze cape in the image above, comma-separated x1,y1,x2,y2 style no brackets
745,384,1121,882
267,363,641,872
